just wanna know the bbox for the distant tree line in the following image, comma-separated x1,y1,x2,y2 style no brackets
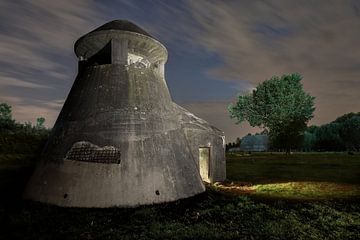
0,103,51,154
225,137,241,152
227,112,360,152
228,73,360,153
303,112,360,152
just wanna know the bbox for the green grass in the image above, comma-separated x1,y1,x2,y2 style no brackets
214,181,360,200
0,153,359,239
253,181,360,199
226,152,360,184
218,152,360,200
1,189,360,240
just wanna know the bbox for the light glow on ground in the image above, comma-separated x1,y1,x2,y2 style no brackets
214,181,360,200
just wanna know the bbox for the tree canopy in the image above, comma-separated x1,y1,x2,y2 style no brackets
228,73,315,151
36,117,46,129
0,102,15,130
307,112,360,151
0,102,51,154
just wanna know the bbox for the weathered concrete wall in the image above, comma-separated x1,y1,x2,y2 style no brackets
111,39,128,64
176,105,226,183
24,20,225,207
26,128,205,207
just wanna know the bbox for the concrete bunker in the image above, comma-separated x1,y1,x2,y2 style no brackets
24,20,226,208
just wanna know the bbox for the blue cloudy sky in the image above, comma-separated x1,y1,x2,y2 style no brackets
0,0,360,142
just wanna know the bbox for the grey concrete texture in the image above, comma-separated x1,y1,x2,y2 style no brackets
24,20,226,207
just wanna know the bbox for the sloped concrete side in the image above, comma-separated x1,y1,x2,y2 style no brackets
25,129,205,208
175,104,226,183
24,64,205,207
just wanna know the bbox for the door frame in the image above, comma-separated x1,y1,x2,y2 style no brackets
198,146,211,183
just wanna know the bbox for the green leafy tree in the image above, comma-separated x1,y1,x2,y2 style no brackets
339,115,360,151
36,117,46,129
303,131,317,151
307,125,319,134
0,102,16,131
0,103,12,119
235,137,241,147
302,125,319,151
333,112,360,124
229,73,315,152
313,112,360,151
315,123,344,151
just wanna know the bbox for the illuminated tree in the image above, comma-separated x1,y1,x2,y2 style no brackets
229,73,315,152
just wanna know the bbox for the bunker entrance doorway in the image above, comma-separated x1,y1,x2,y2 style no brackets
199,147,210,183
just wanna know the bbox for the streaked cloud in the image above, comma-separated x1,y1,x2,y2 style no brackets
0,76,52,89
0,0,103,126
179,0,360,133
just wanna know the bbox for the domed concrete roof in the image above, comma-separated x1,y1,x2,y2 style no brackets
74,20,162,60
89,20,152,37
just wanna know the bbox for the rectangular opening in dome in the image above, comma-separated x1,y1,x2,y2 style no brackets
86,42,112,66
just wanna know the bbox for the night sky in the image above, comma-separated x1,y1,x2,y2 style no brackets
0,0,360,142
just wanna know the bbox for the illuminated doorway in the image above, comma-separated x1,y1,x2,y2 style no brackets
199,147,210,183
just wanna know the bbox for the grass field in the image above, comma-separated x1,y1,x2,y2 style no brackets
0,153,359,239
222,152,360,200
226,152,360,184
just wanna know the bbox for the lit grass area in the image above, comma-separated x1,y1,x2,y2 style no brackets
215,181,360,200
224,152,360,200
254,181,360,199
